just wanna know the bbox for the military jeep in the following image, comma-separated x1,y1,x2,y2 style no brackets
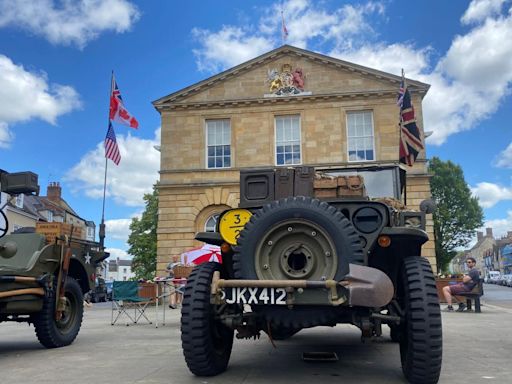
0,170,108,348
180,164,441,384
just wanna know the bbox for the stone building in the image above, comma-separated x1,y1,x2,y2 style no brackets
452,228,495,277
153,45,435,275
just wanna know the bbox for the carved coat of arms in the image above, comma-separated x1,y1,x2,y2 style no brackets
267,64,306,96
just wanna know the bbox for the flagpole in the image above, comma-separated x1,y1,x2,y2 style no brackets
399,68,407,205
99,71,114,251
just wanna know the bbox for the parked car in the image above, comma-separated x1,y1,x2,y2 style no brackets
501,274,512,287
488,271,501,284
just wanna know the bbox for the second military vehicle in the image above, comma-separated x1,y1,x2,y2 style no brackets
0,170,108,348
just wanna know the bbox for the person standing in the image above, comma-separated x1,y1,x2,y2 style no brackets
442,257,480,312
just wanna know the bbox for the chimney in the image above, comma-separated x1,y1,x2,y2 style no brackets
477,231,483,242
486,228,493,238
47,182,62,202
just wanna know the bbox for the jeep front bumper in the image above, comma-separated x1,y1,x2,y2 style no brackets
211,264,394,308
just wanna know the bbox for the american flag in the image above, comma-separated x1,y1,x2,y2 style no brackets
105,122,121,165
281,11,289,42
109,74,139,129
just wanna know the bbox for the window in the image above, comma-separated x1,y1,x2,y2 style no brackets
347,111,375,162
206,119,231,168
275,115,301,165
204,214,219,232
47,211,53,222
15,194,24,208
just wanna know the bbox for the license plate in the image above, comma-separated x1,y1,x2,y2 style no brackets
220,287,287,305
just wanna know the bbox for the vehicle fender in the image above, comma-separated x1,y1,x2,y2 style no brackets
380,227,429,245
68,258,93,294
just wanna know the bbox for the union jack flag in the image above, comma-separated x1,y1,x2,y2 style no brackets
109,74,139,129
105,122,121,165
399,87,423,166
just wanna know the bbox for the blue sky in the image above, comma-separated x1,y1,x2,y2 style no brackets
1,0,512,258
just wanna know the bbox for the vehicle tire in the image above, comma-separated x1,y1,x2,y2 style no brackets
181,262,234,376
33,277,84,348
399,257,442,384
234,197,362,281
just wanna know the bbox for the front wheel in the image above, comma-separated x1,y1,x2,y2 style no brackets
33,277,84,348
399,257,442,384
181,262,234,376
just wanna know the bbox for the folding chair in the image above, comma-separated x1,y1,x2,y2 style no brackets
111,281,153,325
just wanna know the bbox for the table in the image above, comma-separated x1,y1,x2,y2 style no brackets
154,277,186,327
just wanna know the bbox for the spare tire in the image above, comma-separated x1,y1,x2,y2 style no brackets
234,197,362,281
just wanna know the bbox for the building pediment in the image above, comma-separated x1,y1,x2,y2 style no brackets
153,45,429,111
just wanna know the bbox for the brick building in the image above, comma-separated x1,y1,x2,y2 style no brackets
153,45,435,275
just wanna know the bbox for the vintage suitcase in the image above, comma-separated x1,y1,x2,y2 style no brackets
337,175,366,197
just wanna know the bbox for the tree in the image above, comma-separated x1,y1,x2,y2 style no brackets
429,157,484,272
127,184,158,280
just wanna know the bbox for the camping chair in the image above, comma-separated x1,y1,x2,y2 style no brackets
111,281,153,325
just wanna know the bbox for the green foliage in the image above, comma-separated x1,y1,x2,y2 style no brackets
429,157,483,272
127,184,158,280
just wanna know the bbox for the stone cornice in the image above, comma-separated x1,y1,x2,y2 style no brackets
155,89,427,112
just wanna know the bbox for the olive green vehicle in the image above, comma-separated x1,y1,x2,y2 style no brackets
181,165,442,384
0,170,108,348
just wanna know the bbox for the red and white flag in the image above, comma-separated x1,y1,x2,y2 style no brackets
109,74,139,129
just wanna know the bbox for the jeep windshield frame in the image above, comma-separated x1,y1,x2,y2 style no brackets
319,164,406,200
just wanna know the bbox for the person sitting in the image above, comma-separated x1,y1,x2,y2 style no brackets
442,257,480,312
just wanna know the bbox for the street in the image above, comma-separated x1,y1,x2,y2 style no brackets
481,283,512,310
1,287,512,384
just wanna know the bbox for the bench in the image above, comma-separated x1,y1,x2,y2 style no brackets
457,280,484,313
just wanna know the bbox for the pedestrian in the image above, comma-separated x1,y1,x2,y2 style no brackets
442,257,480,312
166,256,184,309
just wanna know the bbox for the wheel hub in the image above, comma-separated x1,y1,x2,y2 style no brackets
255,219,338,280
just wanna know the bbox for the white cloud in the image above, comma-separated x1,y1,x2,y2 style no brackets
471,182,512,208
461,0,507,25
191,0,385,73
495,142,512,168
192,26,274,73
329,43,432,79
0,0,140,48
0,122,13,149
105,247,130,260
106,217,136,241
0,55,81,148
484,211,512,238
64,127,160,207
